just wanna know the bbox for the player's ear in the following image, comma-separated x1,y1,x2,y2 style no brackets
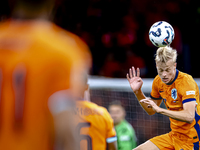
84,84,90,101
155,61,158,68
86,84,89,91
174,62,177,68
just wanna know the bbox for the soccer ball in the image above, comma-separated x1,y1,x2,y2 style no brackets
149,21,175,47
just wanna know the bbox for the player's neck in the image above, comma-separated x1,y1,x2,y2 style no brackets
114,120,124,126
166,69,178,85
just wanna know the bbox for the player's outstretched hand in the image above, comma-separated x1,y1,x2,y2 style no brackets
140,99,160,113
126,67,143,93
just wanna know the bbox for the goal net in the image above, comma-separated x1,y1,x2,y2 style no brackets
88,76,171,145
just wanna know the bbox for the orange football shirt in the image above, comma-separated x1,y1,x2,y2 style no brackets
0,19,91,150
150,70,200,143
75,100,117,150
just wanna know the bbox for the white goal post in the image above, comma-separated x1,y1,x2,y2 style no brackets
88,76,153,92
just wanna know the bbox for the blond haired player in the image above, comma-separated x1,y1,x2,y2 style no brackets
127,46,200,150
0,0,91,150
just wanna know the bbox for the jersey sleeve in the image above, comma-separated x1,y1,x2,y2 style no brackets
178,76,197,104
150,76,162,100
102,108,117,143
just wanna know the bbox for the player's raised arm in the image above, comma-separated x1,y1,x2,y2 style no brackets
126,67,143,94
127,67,161,115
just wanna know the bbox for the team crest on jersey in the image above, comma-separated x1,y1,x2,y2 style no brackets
171,88,177,100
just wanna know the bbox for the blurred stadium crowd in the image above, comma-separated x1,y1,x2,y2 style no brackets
1,0,200,78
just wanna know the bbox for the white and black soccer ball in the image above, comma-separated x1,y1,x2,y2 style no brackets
149,21,175,47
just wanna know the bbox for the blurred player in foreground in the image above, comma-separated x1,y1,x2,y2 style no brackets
0,0,91,149
75,74,117,150
127,46,200,150
108,101,137,150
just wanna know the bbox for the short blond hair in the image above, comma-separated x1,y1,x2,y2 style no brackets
155,46,177,63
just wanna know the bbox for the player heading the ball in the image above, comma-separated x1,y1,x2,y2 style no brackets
127,46,200,150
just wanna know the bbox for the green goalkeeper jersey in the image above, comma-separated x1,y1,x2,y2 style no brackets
115,120,137,150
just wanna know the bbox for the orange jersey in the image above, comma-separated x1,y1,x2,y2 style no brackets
75,101,117,150
0,19,91,150
150,70,200,142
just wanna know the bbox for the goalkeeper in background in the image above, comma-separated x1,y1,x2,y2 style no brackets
109,101,137,150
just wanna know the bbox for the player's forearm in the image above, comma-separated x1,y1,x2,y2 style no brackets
134,89,156,115
134,89,146,100
157,108,194,124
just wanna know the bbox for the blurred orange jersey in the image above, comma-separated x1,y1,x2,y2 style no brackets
0,19,91,150
75,100,117,150
150,70,200,143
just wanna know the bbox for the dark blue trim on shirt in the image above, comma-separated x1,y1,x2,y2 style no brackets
193,111,200,150
182,98,196,104
193,141,199,150
150,95,162,100
166,69,179,85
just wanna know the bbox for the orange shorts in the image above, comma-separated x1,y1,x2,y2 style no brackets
150,131,199,150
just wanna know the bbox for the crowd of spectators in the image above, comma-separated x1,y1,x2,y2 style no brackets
1,0,200,78
53,0,200,78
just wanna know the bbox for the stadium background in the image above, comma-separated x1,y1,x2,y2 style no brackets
1,0,200,145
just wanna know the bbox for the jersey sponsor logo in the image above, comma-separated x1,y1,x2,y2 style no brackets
186,91,195,95
171,88,177,100
159,90,164,93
